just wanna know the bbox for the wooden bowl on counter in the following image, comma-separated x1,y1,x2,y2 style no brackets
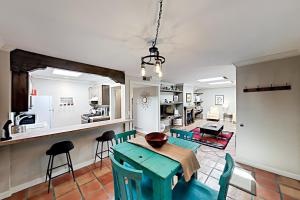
145,132,168,148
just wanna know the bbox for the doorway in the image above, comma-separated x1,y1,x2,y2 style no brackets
130,81,160,134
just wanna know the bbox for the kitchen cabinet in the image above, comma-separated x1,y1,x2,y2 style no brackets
88,85,110,105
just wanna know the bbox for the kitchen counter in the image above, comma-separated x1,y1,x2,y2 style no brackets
0,118,132,146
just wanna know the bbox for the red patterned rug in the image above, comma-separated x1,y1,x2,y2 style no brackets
191,127,234,150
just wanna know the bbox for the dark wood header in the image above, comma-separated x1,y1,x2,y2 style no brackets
10,49,125,112
10,49,125,84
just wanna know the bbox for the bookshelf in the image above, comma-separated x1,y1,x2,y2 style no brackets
160,83,184,132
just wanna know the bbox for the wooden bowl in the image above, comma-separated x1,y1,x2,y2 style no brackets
145,132,168,148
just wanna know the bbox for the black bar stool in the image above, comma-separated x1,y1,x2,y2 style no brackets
45,141,75,192
94,130,115,166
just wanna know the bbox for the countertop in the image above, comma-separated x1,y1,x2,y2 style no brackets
0,118,132,146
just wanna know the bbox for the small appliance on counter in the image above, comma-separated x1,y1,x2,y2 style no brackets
1,120,12,141
15,114,36,125
82,100,110,124
81,114,110,124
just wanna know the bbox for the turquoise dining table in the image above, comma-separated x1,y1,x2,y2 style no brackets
112,136,200,200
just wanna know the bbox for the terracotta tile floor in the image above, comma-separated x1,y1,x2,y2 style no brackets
6,120,300,200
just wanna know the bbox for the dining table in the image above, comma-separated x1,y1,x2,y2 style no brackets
112,136,200,200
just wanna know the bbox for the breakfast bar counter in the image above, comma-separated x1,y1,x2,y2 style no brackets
0,118,132,199
0,118,132,147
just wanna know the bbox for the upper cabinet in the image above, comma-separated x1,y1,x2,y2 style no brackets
89,85,110,105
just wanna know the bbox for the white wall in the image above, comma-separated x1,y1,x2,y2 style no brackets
201,87,236,118
31,78,90,128
236,56,300,180
0,50,11,195
132,86,159,134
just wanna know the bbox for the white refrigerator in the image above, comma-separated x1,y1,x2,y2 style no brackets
28,96,54,129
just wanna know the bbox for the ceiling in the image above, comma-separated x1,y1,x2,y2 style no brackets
1,0,300,88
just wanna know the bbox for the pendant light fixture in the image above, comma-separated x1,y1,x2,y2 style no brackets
141,0,165,78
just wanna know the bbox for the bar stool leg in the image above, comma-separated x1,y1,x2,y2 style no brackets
109,140,114,153
100,141,104,167
66,153,71,173
67,152,75,181
48,155,54,193
107,141,110,157
45,155,52,183
94,141,99,163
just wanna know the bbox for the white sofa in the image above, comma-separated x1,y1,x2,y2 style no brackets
207,106,220,121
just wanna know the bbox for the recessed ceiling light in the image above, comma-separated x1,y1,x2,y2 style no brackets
52,69,82,77
209,81,232,85
197,76,227,82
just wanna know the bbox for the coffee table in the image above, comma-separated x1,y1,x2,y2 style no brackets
200,122,224,136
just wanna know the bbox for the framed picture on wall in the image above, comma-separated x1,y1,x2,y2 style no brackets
215,95,224,105
186,93,192,103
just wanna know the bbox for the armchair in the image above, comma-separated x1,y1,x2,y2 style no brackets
207,106,220,121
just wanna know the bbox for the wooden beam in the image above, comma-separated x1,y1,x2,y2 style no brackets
11,71,29,112
10,49,125,84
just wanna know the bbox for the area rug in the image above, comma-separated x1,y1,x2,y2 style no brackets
191,127,234,150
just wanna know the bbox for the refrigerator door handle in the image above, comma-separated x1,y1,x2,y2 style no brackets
29,96,33,109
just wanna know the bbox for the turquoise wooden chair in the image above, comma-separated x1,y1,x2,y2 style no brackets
115,130,137,144
170,128,194,141
172,153,235,200
114,130,137,168
110,155,153,200
114,129,152,185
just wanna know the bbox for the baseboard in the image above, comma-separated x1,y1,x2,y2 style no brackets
235,157,300,180
0,158,95,199
0,190,11,200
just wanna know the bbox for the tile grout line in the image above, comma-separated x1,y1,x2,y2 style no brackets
75,177,85,200
91,163,112,199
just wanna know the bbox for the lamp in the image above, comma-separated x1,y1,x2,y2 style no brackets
140,0,165,78
141,64,146,76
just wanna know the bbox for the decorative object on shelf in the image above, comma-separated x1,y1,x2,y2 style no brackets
138,91,152,110
173,118,183,126
140,0,165,78
215,95,224,105
166,106,174,114
243,84,291,93
174,108,179,116
173,95,179,102
186,93,192,103
195,95,201,102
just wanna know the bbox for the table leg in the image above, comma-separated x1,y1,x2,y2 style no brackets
153,177,172,200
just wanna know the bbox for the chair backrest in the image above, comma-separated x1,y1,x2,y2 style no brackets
110,155,143,200
115,130,137,144
209,106,220,115
170,128,193,140
217,153,235,200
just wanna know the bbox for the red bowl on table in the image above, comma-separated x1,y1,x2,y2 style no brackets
145,132,168,148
